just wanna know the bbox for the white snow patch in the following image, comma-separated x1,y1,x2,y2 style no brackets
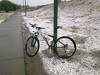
22,0,100,74
0,20,5,24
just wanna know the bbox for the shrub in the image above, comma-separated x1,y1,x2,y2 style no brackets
0,0,18,12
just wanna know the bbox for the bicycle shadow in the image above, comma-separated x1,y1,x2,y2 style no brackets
42,48,100,70
42,48,55,58
89,50,100,70
90,50,100,58
42,48,88,61
67,49,89,62
25,54,48,75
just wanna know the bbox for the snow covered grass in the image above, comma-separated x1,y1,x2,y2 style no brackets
0,19,5,24
22,0,100,75
0,12,14,24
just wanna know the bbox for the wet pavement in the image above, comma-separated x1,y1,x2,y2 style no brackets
0,13,25,75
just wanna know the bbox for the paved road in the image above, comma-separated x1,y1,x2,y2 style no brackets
0,13,25,75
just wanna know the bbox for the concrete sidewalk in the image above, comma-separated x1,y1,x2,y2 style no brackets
0,13,25,75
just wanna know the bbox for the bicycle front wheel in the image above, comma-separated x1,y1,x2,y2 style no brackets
54,36,76,58
25,36,40,57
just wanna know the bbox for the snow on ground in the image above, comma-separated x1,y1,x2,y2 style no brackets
22,0,100,75
0,12,14,24
0,19,5,24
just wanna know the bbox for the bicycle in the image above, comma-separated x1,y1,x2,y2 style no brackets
25,23,77,58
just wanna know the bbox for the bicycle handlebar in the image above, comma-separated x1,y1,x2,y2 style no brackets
29,23,45,30
29,23,62,30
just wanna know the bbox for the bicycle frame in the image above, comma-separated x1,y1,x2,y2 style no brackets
29,23,64,49
29,23,54,48
36,29,67,50
38,30,53,48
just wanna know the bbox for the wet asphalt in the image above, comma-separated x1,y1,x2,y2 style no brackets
0,13,48,75
0,13,25,75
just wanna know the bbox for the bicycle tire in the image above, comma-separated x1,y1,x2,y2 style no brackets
54,36,76,58
25,36,40,57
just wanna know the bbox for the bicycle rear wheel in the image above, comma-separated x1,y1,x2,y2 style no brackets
54,36,76,58
25,36,40,57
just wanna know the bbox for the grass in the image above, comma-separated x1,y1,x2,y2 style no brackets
0,13,13,21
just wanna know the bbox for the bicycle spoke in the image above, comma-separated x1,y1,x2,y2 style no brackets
54,36,76,58
25,36,40,57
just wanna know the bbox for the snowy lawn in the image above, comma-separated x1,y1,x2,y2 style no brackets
22,0,100,75
0,12,14,24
